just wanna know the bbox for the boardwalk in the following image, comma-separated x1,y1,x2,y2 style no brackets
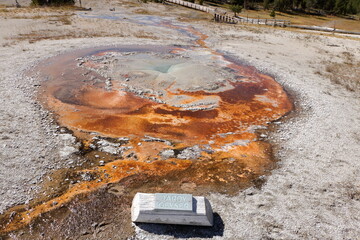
165,0,290,26
165,0,214,13
166,0,360,34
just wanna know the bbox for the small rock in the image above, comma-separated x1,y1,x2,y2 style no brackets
81,172,94,181
160,149,175,159
177,145,201,160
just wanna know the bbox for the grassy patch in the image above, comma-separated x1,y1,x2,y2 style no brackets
237,9,360,32
134,30,160,39
10,30,116,43
0,8,10,12
0,6,74,25
324,52,360,92
7,27,160,44
49,14,72,25
116,0,142,8
177,10,212,22
133,8,152,15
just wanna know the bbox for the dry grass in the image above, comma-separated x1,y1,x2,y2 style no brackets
115,0,142,8
50,14,72,25
0,5,82,13
133,8,152,14
324,52,360,92
237,9,360,32
9,30,117,43
0,8,10,13
133,30,160,39
7,27,159,44
177,10,213,22
0,6,74,25
236,20,360,41
8,14,73,24
0,6,79,33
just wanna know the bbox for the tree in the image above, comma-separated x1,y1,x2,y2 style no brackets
31,0,46,5
270,9,276,17
335,0,349,14
274,0,293,11
31,0,75,6
230,4,243,16
306,0,317,9
349,0,360,13
327,0,336,10
231,0,244,6
264,0,271,9
244,0,249,9
15,0,21,7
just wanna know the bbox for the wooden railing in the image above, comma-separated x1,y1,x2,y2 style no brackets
214,13,238,24
165,0,214,13
236,16,291,27
165,0,291,26
288,24,360,35
165,0,360,34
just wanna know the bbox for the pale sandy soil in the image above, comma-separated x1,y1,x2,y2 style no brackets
0,0,360,239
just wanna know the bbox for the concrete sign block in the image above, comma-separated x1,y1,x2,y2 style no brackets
131,193,214,226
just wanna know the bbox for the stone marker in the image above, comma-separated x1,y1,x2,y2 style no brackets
131,193,214,226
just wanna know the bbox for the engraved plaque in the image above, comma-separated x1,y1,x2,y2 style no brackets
154,193,193,212
132,193,214,226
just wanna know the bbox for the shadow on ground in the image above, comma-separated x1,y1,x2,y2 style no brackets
135,213,224,238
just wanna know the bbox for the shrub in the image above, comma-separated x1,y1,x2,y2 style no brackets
270,9,276,17
31,0,75,6
273,0,292,11
264,0,270,9
230,4,243,16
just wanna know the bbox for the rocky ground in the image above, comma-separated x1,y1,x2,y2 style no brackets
0,0,359,239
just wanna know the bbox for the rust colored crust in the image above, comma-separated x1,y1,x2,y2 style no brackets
0,25,292,235
0,160,191,234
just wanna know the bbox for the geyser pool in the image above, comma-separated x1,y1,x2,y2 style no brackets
0,17,293,237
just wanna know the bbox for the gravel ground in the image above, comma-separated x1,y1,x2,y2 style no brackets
134,23,360,240
0,51,60,214
1,0,360,239
207,27,360,239
0,36,188,214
